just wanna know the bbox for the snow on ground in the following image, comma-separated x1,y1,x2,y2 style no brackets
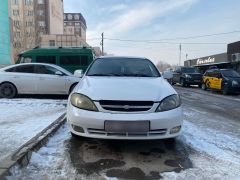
7,124,84,180
161,108,240,180
0,98,66,162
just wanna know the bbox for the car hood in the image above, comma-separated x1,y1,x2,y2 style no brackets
74,76,177,101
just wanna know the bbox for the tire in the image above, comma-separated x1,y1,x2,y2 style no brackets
201,83,206,90
170,78,175,85
180,79,186,87
222,86,229,95
0,83,17,98
69,83,78,94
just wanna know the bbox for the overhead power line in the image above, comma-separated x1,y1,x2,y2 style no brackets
104,30,240,44
104,38,227,44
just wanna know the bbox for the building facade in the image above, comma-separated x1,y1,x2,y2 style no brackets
9,0,64,62
64,13,87,41
0,0,11,64
184,41,240,74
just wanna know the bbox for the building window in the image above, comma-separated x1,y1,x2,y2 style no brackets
26,21,33,27
12,0,18,5
25,10,33,16
68,14,73,20
38,10,44,16
13,10,19,16
49,40,55,47
38,21,45,27
75,23,80,26
38,0,44,4
64,23,67,26
13,20,20,28
24,0,33,5
74,14,79,20
13,42,22,48
26,32,33,37
14,32,21,38
64,14,67,20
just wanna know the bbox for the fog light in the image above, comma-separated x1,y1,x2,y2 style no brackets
72,125,84,133
170,126,181,134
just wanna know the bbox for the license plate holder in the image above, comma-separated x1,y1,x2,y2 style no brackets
105,121,150,133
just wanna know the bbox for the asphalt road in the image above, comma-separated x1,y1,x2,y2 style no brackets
7,85,240,179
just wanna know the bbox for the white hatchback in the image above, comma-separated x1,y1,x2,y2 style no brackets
0,63,81,98
67,56,183,140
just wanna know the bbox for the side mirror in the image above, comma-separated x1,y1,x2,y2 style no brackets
55,71,64,76
74,70,83,78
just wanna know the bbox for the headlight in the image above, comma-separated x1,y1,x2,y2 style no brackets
185,74,191,78
232,80,239,86
70,93,98,111
156,94,181,112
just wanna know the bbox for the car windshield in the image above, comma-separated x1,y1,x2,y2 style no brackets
87,58,160,77
182,68,199,73
221,69,240,77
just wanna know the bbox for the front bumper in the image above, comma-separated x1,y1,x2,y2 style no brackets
185,78,202,85
67,104,183,140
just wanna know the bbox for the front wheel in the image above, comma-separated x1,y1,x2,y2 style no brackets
201,83,206,90
180,79,186,87
0,83,17,98
222,86,229,95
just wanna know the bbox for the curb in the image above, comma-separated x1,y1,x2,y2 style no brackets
0,112,66,179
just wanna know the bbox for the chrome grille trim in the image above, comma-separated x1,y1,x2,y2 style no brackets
99,100,154,112
87,128,167,137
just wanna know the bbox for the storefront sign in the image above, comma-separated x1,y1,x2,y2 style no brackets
197,57,215,65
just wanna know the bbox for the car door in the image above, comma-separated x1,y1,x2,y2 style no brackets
210,70,222,90
34,65,68,94
172,67,181,83
4,65,37,93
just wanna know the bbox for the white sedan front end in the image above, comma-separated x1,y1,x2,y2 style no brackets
67,57,183,140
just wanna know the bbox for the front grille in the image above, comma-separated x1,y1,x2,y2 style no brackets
87,128,167,137
99,100,154,112
190,74,202,79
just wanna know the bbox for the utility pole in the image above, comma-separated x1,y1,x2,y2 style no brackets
101,32,104,56
179,43,182,66
186,53,188,61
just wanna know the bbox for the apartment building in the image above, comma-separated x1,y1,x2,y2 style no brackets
9,0,64,62
64,13,87,41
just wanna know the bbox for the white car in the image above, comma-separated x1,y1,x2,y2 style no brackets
0,63,81,98
67,56,183,140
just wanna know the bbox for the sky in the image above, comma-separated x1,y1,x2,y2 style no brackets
64,0,240,65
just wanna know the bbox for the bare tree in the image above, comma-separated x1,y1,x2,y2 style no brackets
156,61,172,72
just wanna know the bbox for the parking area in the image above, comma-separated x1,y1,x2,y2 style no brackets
3,86,240,179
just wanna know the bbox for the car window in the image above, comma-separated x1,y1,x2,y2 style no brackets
221,70,240,77
20,56,32,63
182,67,198,73
34,65,62,75
60,56,89,66
5,65,34,73
87,58,160,77
36,56,56,64
211,70,221,78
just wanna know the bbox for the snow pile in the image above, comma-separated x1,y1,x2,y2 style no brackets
161,110,240,179
0,99,66,161
7,124,80,180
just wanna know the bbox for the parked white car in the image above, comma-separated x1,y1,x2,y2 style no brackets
67,56,183,140
0,63,81,98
